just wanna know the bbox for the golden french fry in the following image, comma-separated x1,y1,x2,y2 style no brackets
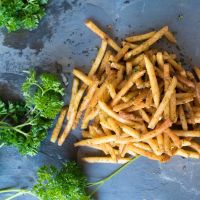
82,157,131,164
140,119,172,141
120,124,140,139
124,26,168,60
156,52,164,70
130,54,144,66
148,76,177,129
89,40,108,76
190,141,200,154
73,69,93,85
156,134,164,153
175,149,200,159
111,70,146,106
85,20,121,52
144,55,160,107
106,83,116,99
170,90,176,122
122,41,138,49
164,132,172,156
67,78,79,120
126,61,133,76
139,109,150,123
165,128,181,148
51,106,68,143
97,50,111,76
176,97,194,105
177,75,195,88
178,105,188,130
125,31,156,42
173,130,200,137
147,138,162,155
194,66,200,81
164,30,177,43
107,117,122,136
113,44,129,62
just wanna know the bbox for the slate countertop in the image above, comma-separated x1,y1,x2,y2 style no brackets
1,0,200,199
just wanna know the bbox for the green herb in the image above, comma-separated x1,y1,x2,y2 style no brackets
0,70,64,156
178,14,184,21
0,161,90,200
0,0,48,32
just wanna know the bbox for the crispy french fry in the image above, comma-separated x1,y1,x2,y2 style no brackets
73,69,93,85
130,54,144,66
122,41,138,49
144,55,160,107
98,101,135,125
165,128,181,148
176,97,194,105
164,133,172,156
170,90,176,122
178,105,188,130
190,141,200,154
173,130,200,137
140,119,172,141
51,106,68,143
106,83,116,99
133,142,152,152
164,30,177,43
120,124,140,139
126,61,132,76
147,138,162,155
139,109,150,123
125,31,156,42
124,26,168,60
194,66,200,81
175,149,200,159
177,75,195,88
107,117,122,136
148,76,177,129
97,50,111,76
82,157,131,164
156,52,164,70
67,78,79,120
85,20,120,52
113,44,129,62
156,134,164,153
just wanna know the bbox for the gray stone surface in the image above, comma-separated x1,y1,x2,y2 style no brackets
1,0,200,199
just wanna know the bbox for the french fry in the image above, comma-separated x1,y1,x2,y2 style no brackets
106,83,116,99
51,106,68,143
85,20,121,52
122,90,138,102
89,40,108,76
173,130,200,137
148,76,177,129
67,78,79,120
120,124,140,139
138,109,150,123
190,141,200,154
119,111,143,122
194,66,200,81
97,50,111,76
156,134,164,153
107,117,122,136
126,61,133,76
130,54,144,66
170,90,176,122
176,97,194,105
164,30,177,43
113,44,129,62
82,157,131,164
122,41,138,49
125,31,156,42
140,119,172,141
164,133,172,156
175,149,200,159
111,70,146,106
111,62,124,70
177,75,195,88
147,138,162,155
144,55,160,107
178,105,188,130
133,142,152,152
124,26,168,60
156,52,164,70
165,128,181,148
73,69,93,85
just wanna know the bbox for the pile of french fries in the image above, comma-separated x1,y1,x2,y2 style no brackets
51,19,200,164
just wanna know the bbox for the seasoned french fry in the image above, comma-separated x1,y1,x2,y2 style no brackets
85,20,121,52
164,30,177,43
111,70,146,106
177,75,195,88
82,157,131,164
67,78,79,120
139,109,150,123
106,83,116,99
144,55,160,107
51,106,68,143
113,44,129,62
133,142,152,152
190,141,200,154
170,90,176,122
107,117,122,136
173,130,200,137
122,41,138,49
97,50,111,76
178,105,188,130
130,54,144,66
165,128,181,148
164,132,172,156
148,76,177,129
124,26,168,60
156,134,164,153
156,52,164,70
140,119,172,141
126,61,132,76
120,124,140,139
125,31,156,42
73,69,93,85
147,138,162,155
175,149,200,159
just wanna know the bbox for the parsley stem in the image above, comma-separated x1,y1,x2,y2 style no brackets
88,156,140,187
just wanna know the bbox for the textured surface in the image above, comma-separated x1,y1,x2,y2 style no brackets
1,0,200,199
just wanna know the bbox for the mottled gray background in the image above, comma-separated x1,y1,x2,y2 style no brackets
1,0,200,199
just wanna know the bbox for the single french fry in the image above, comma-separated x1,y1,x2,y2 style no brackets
97,50,111,76
139,109,150,123
128,144,170,162
147,138,162,155
67,78,79,120
190,141,200,154
124,26,168,60
148,76,177,129
113,44,129,62
73,69,93,85
111,70,146,106
175,149,200,159
176,93,195,99
156,134,164,153
144,55,160,107
125,31,156,42
122,90,138,102
156,52,164,70
106,83,116,99
194,66,200,81
164,30,177,43
173,130,200,137
170,90,176,122
127,102,148,112
120,124,140,139
122,41,138,49
85,20,121,52
104,143,117,161
130,54,144,66
113,100,134,112
51,106,68,143
82,131,91,138
111,62,124,70
89,40,108,76
164,132,172,156
176,97,194,105
165,128,181,148
178,105,188,130
140,119,172,141
107,117,122,136
119,111,143,122
177,75,195,88
133,142,152,152
82,157,131,164
126,61,133,76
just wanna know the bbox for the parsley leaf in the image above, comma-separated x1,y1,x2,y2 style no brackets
0,0,48,32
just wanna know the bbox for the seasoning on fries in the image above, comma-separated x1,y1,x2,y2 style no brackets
51,19,200,164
